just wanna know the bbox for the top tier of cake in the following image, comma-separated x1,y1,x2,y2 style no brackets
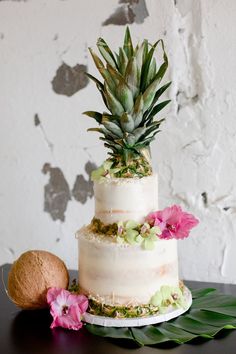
94,174,158,224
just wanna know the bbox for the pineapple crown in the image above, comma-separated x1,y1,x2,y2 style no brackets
83,27,171,172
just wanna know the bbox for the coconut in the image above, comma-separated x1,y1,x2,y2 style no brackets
7,250,69,309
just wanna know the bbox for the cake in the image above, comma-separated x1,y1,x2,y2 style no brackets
77,28,198,319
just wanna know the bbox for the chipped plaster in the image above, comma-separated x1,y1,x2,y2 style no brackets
51,63,88,97
103,0,148,26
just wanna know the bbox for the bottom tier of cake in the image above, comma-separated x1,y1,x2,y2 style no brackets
78,226,183,318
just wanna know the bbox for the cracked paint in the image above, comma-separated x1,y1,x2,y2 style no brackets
34,113,54,152
176,90,199,113
42,163,71,222
103,0,148,26
72,161,97,204
51,63,88,97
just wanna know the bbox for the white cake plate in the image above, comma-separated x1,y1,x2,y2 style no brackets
83,286,192,327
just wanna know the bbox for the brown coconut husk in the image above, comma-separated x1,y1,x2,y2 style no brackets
7,250,69,309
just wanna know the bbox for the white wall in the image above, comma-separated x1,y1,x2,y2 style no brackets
0,0,236,283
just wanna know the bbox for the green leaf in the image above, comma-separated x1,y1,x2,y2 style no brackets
131,326,168,345
86,73,109,109
135,40,148,71
84,288,236,347
142,76,161,112
189,309,236,327
116,80,134,113
118,47,128,75
191,294,236,316
86,325,134,340
120,113,135,133
133,127,146,142
123,26,133,59
140,39,160,92
104,83,124,116
151,81,172,107
157,323,198,344
102,119,124,138
83,111,102,124
191,288,217,299
86,73,104,91
173,316,219,337
125,56,139,98
97,37,117,69
146,100,171,122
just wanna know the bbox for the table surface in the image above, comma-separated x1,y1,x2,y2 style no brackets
1,264,236,354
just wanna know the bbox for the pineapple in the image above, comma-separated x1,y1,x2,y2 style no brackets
84,27,171,178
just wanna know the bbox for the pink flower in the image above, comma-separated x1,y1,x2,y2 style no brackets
146,205,199,240
47,287,88,330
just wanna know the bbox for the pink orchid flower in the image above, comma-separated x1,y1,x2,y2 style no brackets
146,205,199,240
47,287,88,330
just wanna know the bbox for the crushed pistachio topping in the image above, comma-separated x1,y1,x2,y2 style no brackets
90,218,118,236
87,282,185,318
88,297,159,318
91,158,152,181
90,217,161,250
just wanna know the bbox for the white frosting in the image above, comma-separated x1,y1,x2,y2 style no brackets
78,227,179,306
94,174,158,223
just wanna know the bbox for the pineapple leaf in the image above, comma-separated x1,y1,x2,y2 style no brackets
150,81,172,110
117,80,134,112
87,127,104,133
145,100,171,124
125,56,139,98
140,39,160,92
118,47,128,75
120,113,135,133
123,26,133,59
126,134,136,147
97,38,118,69
135,40,148,71
107,64,124,84
149,40,168,85
88,48,116,91
146,58,156,87
133,127,146,142
142,76,161,112
102,120,124,138
104,83,124,116
83,111,103,124
86,73,109,109
86,73,104,90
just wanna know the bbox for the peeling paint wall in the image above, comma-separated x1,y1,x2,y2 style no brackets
0,0,236,283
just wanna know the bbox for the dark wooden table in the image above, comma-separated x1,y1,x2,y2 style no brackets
1,264,236,354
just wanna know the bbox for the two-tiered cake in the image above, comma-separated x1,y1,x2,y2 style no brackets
77,28,198,321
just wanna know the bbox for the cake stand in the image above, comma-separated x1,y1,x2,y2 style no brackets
83,286,192,327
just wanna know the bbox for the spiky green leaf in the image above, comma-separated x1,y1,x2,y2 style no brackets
83,111,102,124
116,80,134,112
97,37,117,68
125,56,139,98
118,47,128,75
120,113,135,133
123,26,133,59
104,83,124,116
